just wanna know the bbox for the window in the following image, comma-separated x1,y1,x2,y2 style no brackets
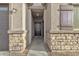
59,5,73,30
0,7,8,12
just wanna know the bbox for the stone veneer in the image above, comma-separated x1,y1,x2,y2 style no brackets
47,31,79,56
8,31,27,56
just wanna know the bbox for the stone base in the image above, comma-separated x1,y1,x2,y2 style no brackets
50,50,79,56
48,31,79,56
8,31,27,56
9,49,28,56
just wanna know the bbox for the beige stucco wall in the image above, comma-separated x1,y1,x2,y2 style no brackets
50,3,60,32
74,6,79,30
26,5,32,45
46,4,51,33
28,9,32,45
50,4,79,31
44,4,51,43
26,4,30,45
9,3,23,31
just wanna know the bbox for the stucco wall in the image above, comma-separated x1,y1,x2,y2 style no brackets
46,4,51,33
50,3,59,32
9,3,22,31
26,7,32,45
26,4,30,46
74,7,79,29
44,4,51,43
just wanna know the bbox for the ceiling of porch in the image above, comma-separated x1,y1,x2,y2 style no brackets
32,9,44,18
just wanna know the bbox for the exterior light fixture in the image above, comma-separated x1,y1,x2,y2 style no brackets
9,8,17,14
12,8,17,13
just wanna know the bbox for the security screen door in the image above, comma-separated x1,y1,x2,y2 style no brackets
0,6,9,50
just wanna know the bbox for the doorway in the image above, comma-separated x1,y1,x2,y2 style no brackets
32,9,44,38
27,8,44,45
34,22,41,36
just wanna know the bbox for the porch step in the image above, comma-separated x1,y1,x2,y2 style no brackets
27,50,48,56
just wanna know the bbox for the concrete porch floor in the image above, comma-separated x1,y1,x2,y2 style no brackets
27,37,48,56
0,51,9,56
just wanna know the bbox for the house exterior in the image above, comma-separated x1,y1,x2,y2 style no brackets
0,3,79,55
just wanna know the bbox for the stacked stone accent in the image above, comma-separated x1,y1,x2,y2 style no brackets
8,31,27,56
48,32,79,55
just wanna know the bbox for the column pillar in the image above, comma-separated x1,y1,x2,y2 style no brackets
28,9,32,44
50,4,59,32
44,9,47,43
8,3,27,55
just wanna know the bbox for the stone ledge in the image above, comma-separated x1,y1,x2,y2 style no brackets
50,50,79,56
50,30,79,34
8,30,27,34
9,51,27,56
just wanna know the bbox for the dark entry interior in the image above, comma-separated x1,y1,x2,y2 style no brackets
32,9,44,38
34,22,41,36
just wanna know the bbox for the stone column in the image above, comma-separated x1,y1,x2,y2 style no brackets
8,3,27,56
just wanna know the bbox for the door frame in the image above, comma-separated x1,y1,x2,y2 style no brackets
28,9,46,44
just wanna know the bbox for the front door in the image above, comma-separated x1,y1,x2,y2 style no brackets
34,22,41,36
0,5,9,50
